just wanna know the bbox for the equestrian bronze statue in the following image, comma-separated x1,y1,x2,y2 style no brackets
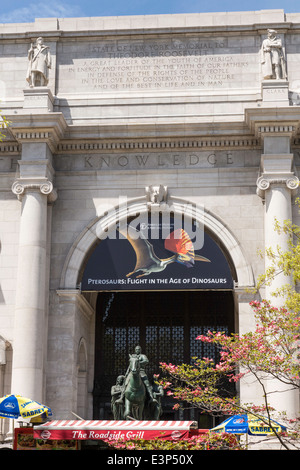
111,345,163,420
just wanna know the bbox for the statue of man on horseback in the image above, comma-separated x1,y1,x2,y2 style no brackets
114,345,159,420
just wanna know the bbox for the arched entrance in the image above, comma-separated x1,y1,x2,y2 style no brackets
58,197,254,423
80,209,239,425
93,289,235,425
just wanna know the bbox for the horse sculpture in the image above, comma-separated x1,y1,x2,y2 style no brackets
123,355,147,420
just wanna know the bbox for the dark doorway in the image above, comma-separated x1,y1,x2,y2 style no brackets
93,290,234,426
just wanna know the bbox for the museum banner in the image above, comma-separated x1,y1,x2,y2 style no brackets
81,214,233,291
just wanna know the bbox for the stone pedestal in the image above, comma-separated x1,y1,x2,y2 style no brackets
23,87,54,112
261,80,289,106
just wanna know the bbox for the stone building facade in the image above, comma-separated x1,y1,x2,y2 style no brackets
0,9,300,440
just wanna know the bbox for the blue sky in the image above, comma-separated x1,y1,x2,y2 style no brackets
0,0,299,23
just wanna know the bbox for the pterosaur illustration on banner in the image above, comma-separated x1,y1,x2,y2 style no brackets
117,225,210,278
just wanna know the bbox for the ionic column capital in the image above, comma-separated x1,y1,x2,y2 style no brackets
12,178,57,202
256,174,299,199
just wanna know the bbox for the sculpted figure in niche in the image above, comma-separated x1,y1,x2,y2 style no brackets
261,29,287,80
26,37,51,87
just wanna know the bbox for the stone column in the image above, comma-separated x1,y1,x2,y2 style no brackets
11,178,56,402
256,129,299,418
7,110,66,404
256,133,299,299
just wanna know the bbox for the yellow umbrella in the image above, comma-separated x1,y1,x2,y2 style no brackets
211,413,286,436
247,414,286,436
0,394,52,420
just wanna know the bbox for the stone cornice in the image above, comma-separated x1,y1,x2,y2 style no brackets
3,107,300,155
0,142,21,155
5,112,67,154
56,136,261,154
0,10,292,40
245,107,300,138
5,134,300,155
256,124,297,137
4,134,300,156
2,133,262,156
13,131,59,154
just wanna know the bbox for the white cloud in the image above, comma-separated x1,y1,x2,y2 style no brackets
0,2,83,23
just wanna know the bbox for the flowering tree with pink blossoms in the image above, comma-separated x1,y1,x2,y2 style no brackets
157,210,300,450
106,431,241,450
108,201,300,451
157,299,300,450
108,295,300,450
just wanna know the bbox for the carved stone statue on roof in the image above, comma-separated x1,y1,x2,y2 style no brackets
26,37,51,87
261,29,287,80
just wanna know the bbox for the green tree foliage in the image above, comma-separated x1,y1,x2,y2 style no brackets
256,204,300,313
0,110,9,141
154,210,300,450
153,298,300,450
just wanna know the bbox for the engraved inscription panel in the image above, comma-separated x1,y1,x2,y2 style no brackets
57,36,258,94
54,150,261,171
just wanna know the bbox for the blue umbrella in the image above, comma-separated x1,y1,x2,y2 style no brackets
211,415,248,434
211,414,286,436
0,394,52,420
